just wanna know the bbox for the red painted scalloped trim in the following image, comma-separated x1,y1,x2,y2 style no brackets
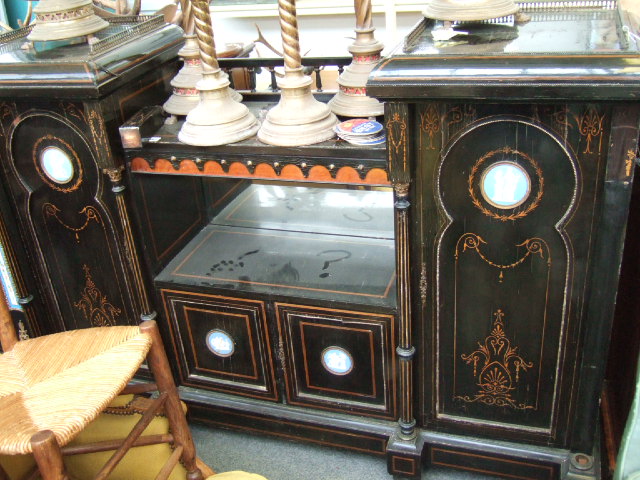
130,157,390,185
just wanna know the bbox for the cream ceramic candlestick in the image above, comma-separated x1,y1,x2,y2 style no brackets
257,0,337,146
178,0,258,146
328,0,384,118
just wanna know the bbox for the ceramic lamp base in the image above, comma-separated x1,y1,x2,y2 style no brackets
178,70,258,146
258,69,337,146
329,28,384,118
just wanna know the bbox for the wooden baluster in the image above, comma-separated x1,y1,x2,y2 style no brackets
314,66,323,92
268,67,278,91
248,66,257,92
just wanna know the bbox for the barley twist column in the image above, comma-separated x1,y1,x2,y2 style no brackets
355,0,372,29
278,0,302,71
180,0,195,34
257,0,337,146
164,0,240,120
192,0,218,73
178,0,258,145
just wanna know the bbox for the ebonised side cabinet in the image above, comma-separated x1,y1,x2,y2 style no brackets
0,17,182,338
117,2,640,479
366,2,640,479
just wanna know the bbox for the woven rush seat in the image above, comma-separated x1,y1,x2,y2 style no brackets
0,326,151,456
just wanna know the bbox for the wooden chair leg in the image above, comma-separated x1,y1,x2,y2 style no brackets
30,431,69,480
139,320,204,480
0,463,9,480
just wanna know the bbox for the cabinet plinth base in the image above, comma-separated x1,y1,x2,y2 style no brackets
386,433,425,479
180,388,596,480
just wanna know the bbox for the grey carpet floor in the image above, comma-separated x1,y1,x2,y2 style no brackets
191,423,495,480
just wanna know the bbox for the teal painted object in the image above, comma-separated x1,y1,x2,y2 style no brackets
4,0,29,29
615,355,640,480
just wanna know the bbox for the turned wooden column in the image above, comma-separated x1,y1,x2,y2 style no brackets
386,102,416,439
103,167,156,322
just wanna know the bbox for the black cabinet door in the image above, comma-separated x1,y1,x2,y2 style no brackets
417,103,618,446
2,103,137,331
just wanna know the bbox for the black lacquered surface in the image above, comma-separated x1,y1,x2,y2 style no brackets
155,184,396,309
134,105,387,160
0,17,183,97
368,3,640,100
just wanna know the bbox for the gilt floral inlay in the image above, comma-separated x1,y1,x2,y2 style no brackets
18,321,29,340
387,112,407,171
579,106,604,154
74,264,121,327
455,310,534,410
625,149,636,178
420,104,440,149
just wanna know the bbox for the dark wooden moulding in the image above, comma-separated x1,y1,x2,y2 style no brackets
118,2,640,480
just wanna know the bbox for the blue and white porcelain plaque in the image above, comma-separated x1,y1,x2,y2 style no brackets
321,346,353,375
481,162,530,209
41,146,74,184
206,329,235,357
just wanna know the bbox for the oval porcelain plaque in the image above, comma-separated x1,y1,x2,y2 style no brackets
321,346,353,375
40,146,74,184
206,329,235,357
481,161,531,209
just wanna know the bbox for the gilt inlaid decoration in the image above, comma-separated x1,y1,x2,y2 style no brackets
455,309,534,410
420,104,440,150
74,264,121,326
468,146,544,222
43,204,101,242
625,149,636,178
455,233,550,283
387,112,407,171
579,106,604,154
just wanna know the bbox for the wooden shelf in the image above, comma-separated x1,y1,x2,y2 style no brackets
122,105,390,186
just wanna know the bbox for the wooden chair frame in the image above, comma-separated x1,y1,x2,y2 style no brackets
0,287,204,480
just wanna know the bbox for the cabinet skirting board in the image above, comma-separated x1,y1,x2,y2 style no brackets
180,387,593,480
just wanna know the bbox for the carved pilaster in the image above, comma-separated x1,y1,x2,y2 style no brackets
103,167,156,322
386,102,411,185
84,102,113,170
386,102,416,443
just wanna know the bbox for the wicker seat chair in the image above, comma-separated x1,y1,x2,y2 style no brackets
0,286,204,480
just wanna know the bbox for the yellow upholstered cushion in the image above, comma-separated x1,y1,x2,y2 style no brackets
0,395,191,480
64,397,188,480
0,395,268,480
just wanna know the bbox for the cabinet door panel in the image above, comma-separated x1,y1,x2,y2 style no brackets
160,289,278,401
434,116,578,433
276,303,396,419
6,109,135,330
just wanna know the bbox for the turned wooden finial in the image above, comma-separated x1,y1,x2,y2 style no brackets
192,0,219,73
278,0,302,71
